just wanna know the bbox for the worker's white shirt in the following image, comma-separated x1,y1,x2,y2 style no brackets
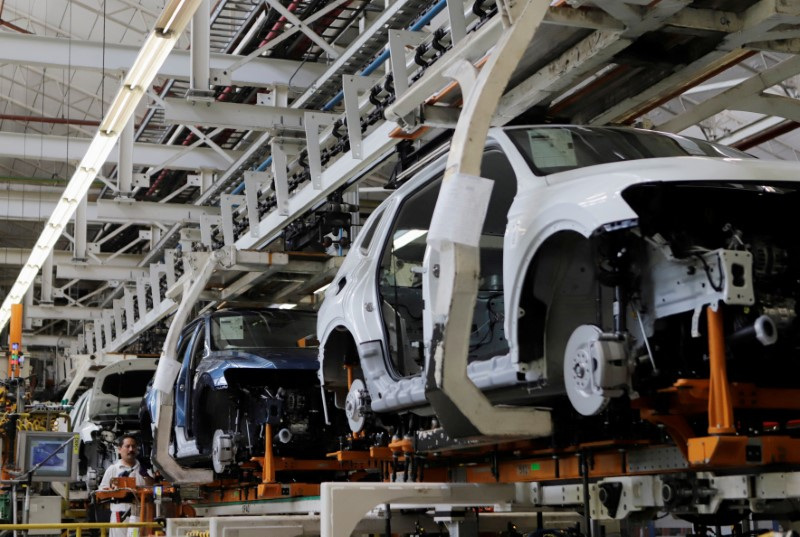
99,459,151,537
99,459,149,489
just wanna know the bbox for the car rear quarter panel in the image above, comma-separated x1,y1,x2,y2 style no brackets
317,199,400,384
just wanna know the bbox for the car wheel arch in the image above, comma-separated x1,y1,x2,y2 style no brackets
514,227,599,387
320,324,361,401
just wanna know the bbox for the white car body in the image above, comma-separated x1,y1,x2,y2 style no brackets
63,358,157,498
318,125,799,433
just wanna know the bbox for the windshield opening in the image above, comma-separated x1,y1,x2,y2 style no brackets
507,126,752,175
100,370,155,398
210,310,317,350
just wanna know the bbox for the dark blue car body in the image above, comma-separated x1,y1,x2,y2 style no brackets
143,308,325,469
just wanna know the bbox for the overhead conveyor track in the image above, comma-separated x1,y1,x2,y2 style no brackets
74,1,800,353
3,0,800,383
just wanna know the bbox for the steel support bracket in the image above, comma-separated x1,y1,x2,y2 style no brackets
132,173,150,189
420,105,462,129
94,322,103,353
123,287,136,328
342,75,381,159
220,194,246,246
271,139,304,216
113,299,124,339
85,326,95,355
149,263,169,307
388,30,427,100
243,171,271,238
209,68,232,86
102,310,114,349
447,0,467,44
135,277,149,323
320,482,516,537
304,112,335,190
200,214,222,247
151,249,219,484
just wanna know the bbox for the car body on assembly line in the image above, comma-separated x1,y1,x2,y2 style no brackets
318,125,800,446
64,357,157,497
143,308,335,474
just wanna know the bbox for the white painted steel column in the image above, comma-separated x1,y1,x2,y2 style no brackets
151,226,162,250
118,116,134,196
23,287,33,331
41,252,54,304
74,195,88,260
190,0,211,94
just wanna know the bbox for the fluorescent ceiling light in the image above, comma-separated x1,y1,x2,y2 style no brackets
126,35,175,90
393,229,427,250
102,87,140,136
0,0,203,334
158,0,193,35
268,303,297,310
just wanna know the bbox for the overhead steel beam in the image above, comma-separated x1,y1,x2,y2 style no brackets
263,0,340,58
591,0,800,125
665,7,743,32
496,30,630,124
235,121,400,251
0,33,327,89
543,5,623,31
658,55,800,133
384,11,506,126
0,131,241,171
56,264,149,282
716,115,788,146
0,191,220,225
749,38,800,53
731,119,800,150
292,0,418,110
734,93,800,123
0,189,98,223
95,199,221,226
0,248,143,268
163,98,334,131
25,335,78,348
270,258,343,303
217,258,334,302
27,305,104,320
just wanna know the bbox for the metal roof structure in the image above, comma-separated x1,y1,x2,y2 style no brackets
2,0,800,357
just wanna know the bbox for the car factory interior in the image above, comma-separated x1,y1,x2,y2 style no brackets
3,0,800,536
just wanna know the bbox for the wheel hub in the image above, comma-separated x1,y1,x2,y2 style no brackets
211,429,235,474
345,378,368,433
564,324,610,416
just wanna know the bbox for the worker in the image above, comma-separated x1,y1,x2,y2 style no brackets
99,434,154,537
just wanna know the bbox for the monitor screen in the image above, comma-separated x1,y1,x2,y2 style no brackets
16,431,79,482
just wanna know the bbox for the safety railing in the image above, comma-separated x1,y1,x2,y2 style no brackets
0,521,162,537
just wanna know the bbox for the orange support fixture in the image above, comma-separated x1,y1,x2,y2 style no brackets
262,424,275,484
706,305,735,435
8,303,23,378
687,304,742,466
